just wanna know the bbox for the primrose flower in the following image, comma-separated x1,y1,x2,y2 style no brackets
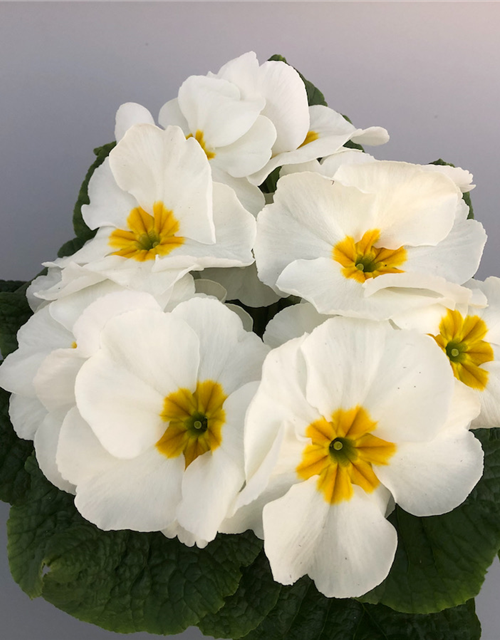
393,276,500,428
0,284,188,491
227,318,483,598
255,161,487,320
56,298,269,544
211,52,388,186
48,124,255,299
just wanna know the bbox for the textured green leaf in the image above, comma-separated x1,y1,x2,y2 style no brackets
268,54,327,107
0,388,33,505
241,576,480,640
0,280,25,293
0,289,33,357
57,236,88,259
73,142,115,240
361,428,500,613
8,456,261,635
430,159,474,219
198,550,281,639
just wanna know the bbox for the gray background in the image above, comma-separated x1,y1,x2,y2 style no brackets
0,2,499,638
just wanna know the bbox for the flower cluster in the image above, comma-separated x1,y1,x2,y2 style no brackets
0,52,498,607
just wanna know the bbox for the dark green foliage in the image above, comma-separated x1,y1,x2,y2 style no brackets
0,388,33,504
0,289,32,357
361,429,500,613
7,457,261,635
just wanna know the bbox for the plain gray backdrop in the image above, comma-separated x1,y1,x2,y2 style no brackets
1,2,500,639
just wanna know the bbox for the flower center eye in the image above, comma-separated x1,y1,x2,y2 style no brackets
137,230,161,251
331,439,343,451
189,413,208,433
445,341,465,363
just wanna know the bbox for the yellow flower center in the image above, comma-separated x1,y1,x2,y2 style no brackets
296,406,396,504
108,202,184,262
156,380,227,468
299,130,319,148
333,229,407,283
186,130,216,160
433,309,494,391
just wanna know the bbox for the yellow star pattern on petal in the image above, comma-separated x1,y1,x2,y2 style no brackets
333,229,407,283
186,130,216,160
297,406,396,504
433,309,494,391
109,202,184,262
156,380,227,468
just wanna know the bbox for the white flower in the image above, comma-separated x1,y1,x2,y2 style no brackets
0,284,184,491
249,106,389,186
227,318,483,598
255,161,487,320
56,298,269,544
159,74,276,178
393,276,500,428
210,52,388,185
49,124,256,298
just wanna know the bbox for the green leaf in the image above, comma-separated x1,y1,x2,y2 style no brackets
0,280,25,293
198,550,281,639
430,159,474,219
0,289,33,357
361,428,500,613
0,388,33,505
73,142,115,240
7,456,261,635
57,236,88,259
268,54,327,107
241,577,480,640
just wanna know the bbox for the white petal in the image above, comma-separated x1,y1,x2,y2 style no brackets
0,348,51,397
255,174,376,290
178,75,264,148
404,218,487,285
225,304,254,331
162,521,209,549
202,263,281,308
194,278,227,301
75,350,167,459
263,303,329,348
153,182,256,270
34,349,84,411
302,318,455,443
17,305,73,350
255,60,309,154
244,337,319,481
74,448,184,532
9,394,47,440
376,385,483,516
81,159,137,230
177,447,244,543
109,124,215,244
334,161,461,249
210,166,265,217
171,297,268,395
96,309,200,396
158,98,190,133
474,361,500,428
72,290,161,358
57,407,117,486
263,479,396,598
115,103,155,142
421,164,475,193
34,410,74,493
213,115,276,178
